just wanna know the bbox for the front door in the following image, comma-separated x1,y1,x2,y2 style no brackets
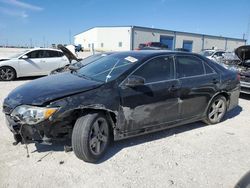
119,55,180,132
18,50,46,76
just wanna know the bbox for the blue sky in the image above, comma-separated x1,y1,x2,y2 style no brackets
0,0,249,47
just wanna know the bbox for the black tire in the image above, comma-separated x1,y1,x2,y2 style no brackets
0,66,16,81
204,95,227,125
72,112,111,163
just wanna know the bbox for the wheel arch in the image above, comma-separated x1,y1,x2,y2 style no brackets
204,91,230,116
70,106,118,133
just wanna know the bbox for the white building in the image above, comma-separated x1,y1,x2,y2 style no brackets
74,26,246,52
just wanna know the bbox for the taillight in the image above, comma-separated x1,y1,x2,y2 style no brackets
237,74,241,81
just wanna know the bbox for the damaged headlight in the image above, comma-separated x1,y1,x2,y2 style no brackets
11,105,58,125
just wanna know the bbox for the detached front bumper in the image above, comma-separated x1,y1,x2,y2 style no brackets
5,115,45,142
240,81,250,94
5,113,73,143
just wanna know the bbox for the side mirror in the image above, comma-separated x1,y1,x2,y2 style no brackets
125,76,145,87
21,55,28,59
213,54,218,58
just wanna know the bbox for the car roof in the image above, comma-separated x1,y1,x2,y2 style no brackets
31,48,62,52
113,50,194,58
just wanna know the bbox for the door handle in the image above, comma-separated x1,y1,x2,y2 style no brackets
168,84,180,92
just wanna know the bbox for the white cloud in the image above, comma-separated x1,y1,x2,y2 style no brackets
0,7,28,18
1,0,43,11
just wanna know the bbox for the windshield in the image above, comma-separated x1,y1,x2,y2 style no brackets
74,53,109,68
76,53,143,82
200,51,214,57
10,50,30,58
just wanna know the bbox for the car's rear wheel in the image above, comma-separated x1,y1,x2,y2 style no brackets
72,112,111,163
0,66,16,81
204,95,227,125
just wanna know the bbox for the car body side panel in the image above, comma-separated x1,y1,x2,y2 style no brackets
178,73,219,119
118,80,180,133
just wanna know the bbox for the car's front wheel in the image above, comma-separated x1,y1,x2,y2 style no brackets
204,95,227,125
72,112,111,163
0,66,16,81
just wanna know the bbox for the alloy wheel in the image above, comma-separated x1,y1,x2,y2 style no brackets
0,67,15,81
89,117,109,155
208,98,226,123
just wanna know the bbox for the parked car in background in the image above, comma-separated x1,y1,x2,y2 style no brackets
200,49,226,62
0,48,72,81
3,50,240,162
234,45,250,94
137,42,168,50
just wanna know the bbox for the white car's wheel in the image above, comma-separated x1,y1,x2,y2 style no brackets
0,66,16,81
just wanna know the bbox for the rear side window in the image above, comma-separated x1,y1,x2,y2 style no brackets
43,50,61,58
58,52,64,57
176,56,205,78
133,56,174,83
204,62,215,74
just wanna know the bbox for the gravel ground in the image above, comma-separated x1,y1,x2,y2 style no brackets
0,79,250,188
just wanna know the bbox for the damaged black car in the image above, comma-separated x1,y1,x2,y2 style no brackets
3,51,240,162
234,45,250,94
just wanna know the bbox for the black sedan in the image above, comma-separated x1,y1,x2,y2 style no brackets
2,51,240,163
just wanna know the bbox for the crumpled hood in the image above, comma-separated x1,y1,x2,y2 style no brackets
3,73,102,111
58,44,80,63
235,45,250,61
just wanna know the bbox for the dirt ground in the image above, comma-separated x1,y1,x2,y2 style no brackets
0,79,249,188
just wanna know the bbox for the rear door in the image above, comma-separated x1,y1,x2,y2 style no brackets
40,50,66,74
119,55,180,132
175,55,219,120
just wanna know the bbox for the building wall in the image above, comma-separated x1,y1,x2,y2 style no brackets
96,27,131,51
75,26,246,52
133,28,174,50
74,28,98,50
133,27,246,52
74,27,131,51
226,40,246,51
175,34,203,53
203,37,226,50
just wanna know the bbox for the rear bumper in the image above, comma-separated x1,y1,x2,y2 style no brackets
240,81,250,94
228,87,240,111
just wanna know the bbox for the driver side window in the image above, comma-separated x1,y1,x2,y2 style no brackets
133,56,175,83
26,50,44,59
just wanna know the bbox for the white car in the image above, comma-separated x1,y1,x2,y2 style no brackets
0,48,70,81
200,50,226,61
